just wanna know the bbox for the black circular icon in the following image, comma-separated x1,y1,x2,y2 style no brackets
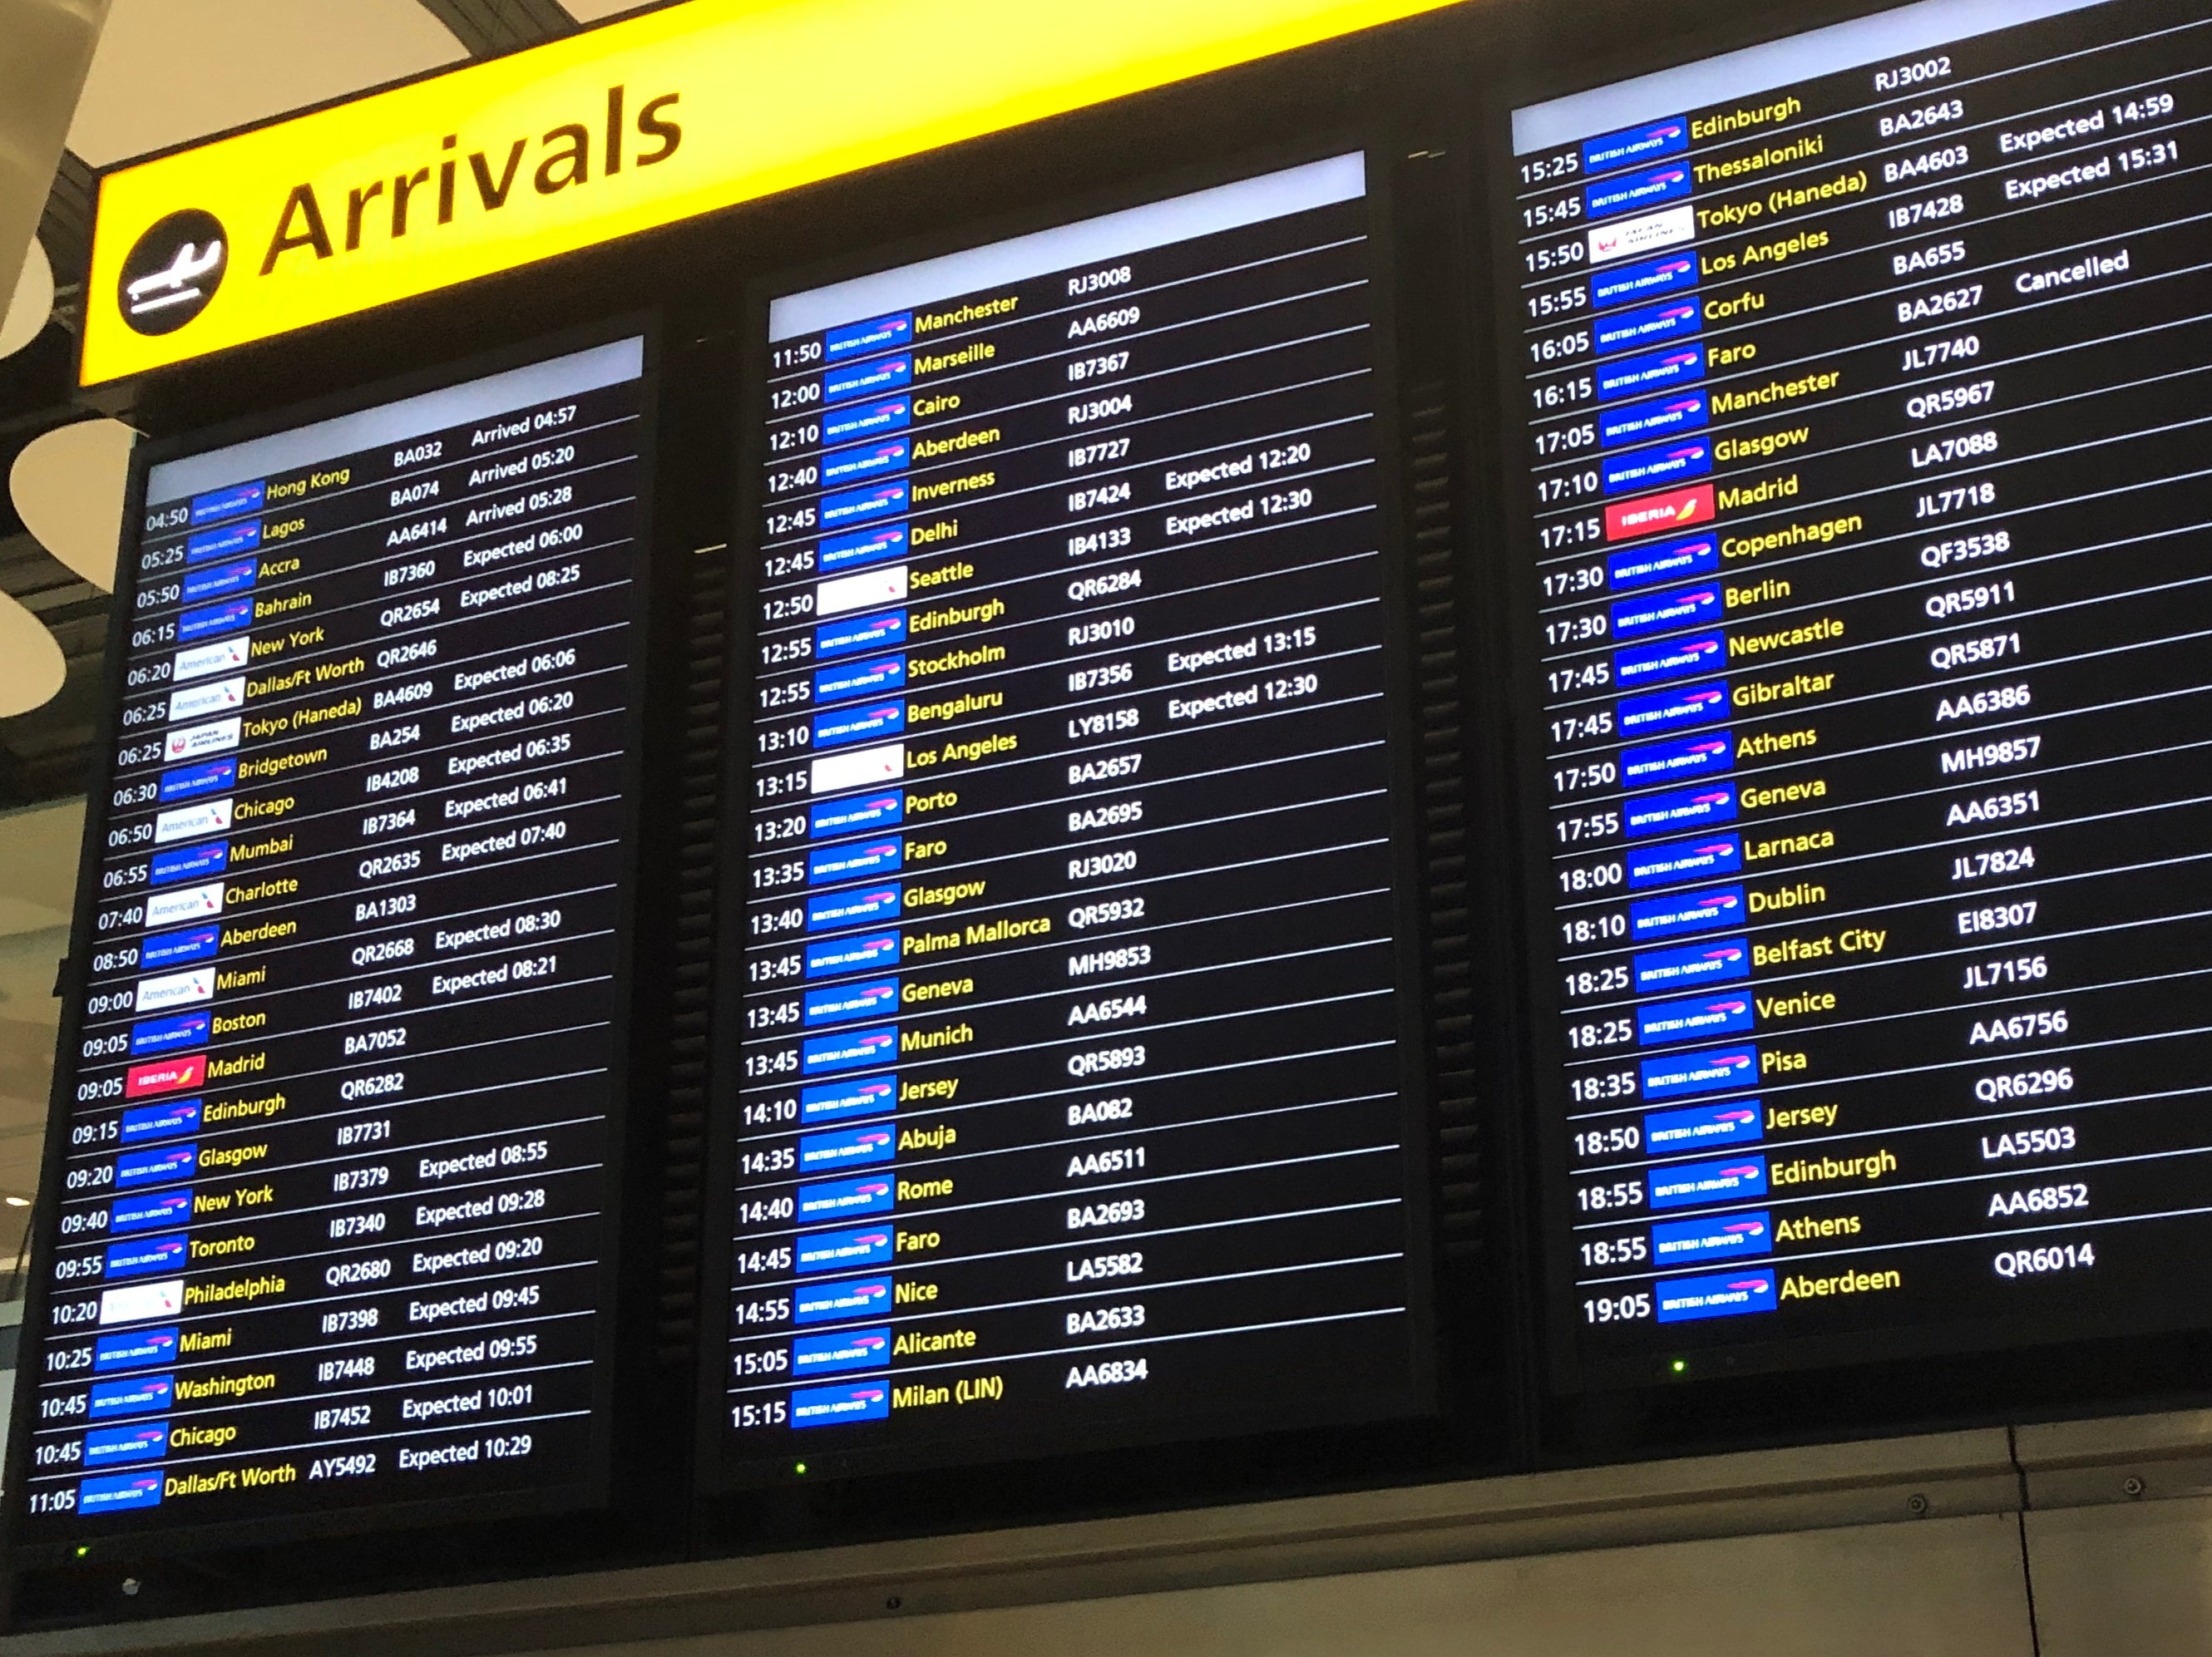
116,209,229,336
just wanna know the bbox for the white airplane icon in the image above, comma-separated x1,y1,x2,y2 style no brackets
126,240,224,315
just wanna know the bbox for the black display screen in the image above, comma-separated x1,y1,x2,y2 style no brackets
1498,0,2212,1383
12,336,649,1543
718,154,1430,1476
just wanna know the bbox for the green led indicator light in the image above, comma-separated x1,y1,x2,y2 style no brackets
794,1462,807,1475
1671,1359,1687,1374
73,1546,89,1558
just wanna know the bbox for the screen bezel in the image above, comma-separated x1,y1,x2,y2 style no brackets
3,314,663,1569
698,130,1443,1498
1474,0,2212,1413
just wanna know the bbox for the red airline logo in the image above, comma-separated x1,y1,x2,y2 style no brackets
1606,483,1715,542
126,1054,207,1098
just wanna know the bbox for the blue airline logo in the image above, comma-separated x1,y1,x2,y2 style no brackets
805,931,900,978
1649,1152,1768,1209
109,1189,193,1234
1602,438,1712,496
798,1125,896,1171
800,1076,896,1123
1601,392,1709,449
157,757,235,803
1618,680,1726,736
1597,345,1705,402
798,1175,895,1219
1656,1267,1777,1323
1637,991,1754,1046
1622,732,1732,786
818,521,907,572
1585,161,1692,220
802,977,899,1028
1641,1043,1759,1102
105,1233,188,1280
800,1025,898,1076
89,1373,174,1419
825,312,913,361
806,884,901,931
793,1275,891,1324
1591,251,1698,309
1653,1211,1772,1265
130,1010,209,1058
1644,1100,1763,1152
1632,938,1749,994
140,925,220,969
822,438,911,486
1615,631,1723,689
78,1472,165,1512
1630,883,1744,941
1612,583,1721,640
83,1422,170,1467
815,609,907,659
150,841,229,884
808,837,902,884
790,1380,889,1425
93,1326,178,1372
810,790,903,837
812,700,906,750
814,656,906,703
822,397,912,446
175,598,254,644
189,481,264,526
1625,782,1737,837
1608,532,1718,590
116,1144,198,1188
792,1326,891,1377
819,481,908,527
1595,299,1701,354
794,1225,894,1273
180,558,257,602
120,1098,203,1144
1627,833,1743,890
1582,116,1689,175
184,519,260,563
823,354,911,402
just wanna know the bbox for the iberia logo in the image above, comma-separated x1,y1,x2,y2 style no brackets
1607,484,1714,542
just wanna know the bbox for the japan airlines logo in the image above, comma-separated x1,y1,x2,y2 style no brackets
119,210,228,335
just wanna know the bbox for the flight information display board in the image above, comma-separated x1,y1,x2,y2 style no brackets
1499,0,2212,1383
12,336,649,1545
719,154,1429,1475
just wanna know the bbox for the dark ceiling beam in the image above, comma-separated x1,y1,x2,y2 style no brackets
417,0,579,59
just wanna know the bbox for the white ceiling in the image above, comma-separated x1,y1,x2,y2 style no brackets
66,0,673,168
66,0,471,169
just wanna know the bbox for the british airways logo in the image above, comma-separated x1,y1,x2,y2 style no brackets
1640,1043,1759,1102
1627,833,1744,890
1591,252,1698,309
1601,392,1710,450
1615,631,1724,688
1622,732,1732,785
1644,1101,1763,1151
1631,882,1745,941
1582,116,1690,175
1597,345,1706,402
1585,163,1692,220
1595,299,1701,354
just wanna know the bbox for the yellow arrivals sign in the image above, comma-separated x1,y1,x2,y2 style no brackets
83,0,1459,385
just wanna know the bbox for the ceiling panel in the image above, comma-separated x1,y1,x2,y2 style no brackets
67,0,467,168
